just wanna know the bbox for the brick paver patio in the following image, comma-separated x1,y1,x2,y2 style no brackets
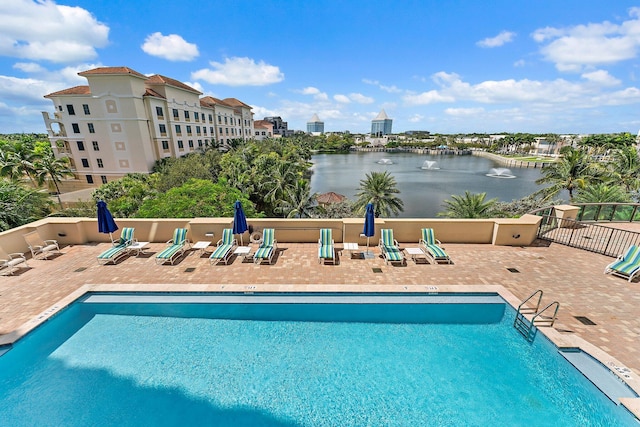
1,239,639,379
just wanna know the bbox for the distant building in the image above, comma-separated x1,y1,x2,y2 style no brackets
307,114,324,135
371,109,392,136
41,66,254,189
263,116,294,137
253,119,274,140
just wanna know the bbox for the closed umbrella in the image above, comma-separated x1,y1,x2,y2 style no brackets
363,203,375,258
97,200,118,242
232,200,249,245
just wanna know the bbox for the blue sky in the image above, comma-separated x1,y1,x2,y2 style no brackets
1,0,640,134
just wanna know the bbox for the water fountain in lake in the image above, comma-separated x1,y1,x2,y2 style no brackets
421,160,440,170
486,168,516,178
377,158,394,165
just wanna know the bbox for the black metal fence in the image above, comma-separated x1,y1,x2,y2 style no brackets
536,212,640,257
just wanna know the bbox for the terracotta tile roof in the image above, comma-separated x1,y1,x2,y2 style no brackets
200,96,229,108
147,74,202,95
144,88,165,99
253,120,273,128
44,85,91,98
78,66,147,79
222,98,251,108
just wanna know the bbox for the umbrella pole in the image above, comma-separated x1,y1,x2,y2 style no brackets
367,236,370,256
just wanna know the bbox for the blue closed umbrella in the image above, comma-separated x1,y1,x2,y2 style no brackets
97,200,118,242
233,200,249,245
363,203,375,256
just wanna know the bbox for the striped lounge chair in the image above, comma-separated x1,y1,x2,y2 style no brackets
318,228,336,265
254,228,277,264
379,229,406,265
209,229,237,265
97,227,135,265
155,228,189,265
419,228,452,264
604,245,640,282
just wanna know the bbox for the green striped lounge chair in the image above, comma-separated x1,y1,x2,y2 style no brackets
318,228,336,265
97,227,135,265
419,228,451,264
155,228,189,265
379,229,406,265
604,245,640,282
254,228,277,264
209,229,237,265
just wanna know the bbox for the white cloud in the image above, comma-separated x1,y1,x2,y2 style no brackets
192,57,284,86
532,8,640,71
477,31,516,48
184,81,205,93
581,70,621,86
0,0,109,62
13,62,46,73
444,107,485,116
513,59,526,67
299,86,320,95
349,93,374,104
334,94,351,103
362,78,402,93
141,32,199,61
403,90,455,105
408,114,424,123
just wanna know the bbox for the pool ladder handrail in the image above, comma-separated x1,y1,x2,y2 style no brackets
513,290,560,342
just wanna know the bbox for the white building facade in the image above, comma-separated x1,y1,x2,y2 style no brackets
42,66,254,188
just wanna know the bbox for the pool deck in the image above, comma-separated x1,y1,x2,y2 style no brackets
1,238,639,406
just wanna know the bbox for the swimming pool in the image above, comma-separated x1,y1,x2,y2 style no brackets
0,293,638,426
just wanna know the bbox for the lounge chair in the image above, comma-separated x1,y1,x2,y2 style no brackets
604,245,640,282
379,229,406,265
318,228,336,265
209,228,237,265
419,228,452,264
0,248,29,276
23,231,60,260
254,228,277,264
155,228,189,265
97,227,136,265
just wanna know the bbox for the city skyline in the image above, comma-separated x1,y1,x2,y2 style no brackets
1,1,640,134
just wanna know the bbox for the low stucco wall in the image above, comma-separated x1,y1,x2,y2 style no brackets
0,214,543,256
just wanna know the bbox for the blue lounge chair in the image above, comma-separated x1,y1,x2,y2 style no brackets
419,228,452,264
604,245,640,282
379,229,405,265
209,228,237,265
254,228,277,264
318,228,336,265
155,228,189,265
97,227,135,265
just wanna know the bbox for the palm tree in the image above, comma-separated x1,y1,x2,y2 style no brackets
573,183,631,203
0,142,41,185
608,146,640,192
277,179,317,218
353,171,404,217
534,147,597,201
34,154,75,209
438,191,497,218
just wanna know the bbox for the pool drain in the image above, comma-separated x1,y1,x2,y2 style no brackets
506,267,520,273
184,267,196,272
574,316,596,325
372,268,383,273
74,267,87,272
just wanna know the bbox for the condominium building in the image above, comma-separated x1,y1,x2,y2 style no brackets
253,120,274,140
371,109,393,136
42,66,254,189
263,116,294,137
307,114,324,135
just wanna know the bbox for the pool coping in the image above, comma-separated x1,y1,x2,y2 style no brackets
1,282,639,419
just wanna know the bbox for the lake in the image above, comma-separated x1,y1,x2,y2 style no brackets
310,152,544,218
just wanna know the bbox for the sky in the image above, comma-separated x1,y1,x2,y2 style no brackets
1,0,640,135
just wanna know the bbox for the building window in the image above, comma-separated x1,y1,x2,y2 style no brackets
178,140,184,149
161,140,169,150
210,127,214,134
225,128,229,135
97,158,104,168
198,140,202,147
92,141,99,151
156,106,164,118
72,123,80,133
208,114,213,122
76,141,85,151
188,140,194,148
58,105,63,111
101,175,108,184
203,127,207,135
218,116,221,123
255,131,259,136
224,117,228,124
159,124,167,135
67,104,75,115
83,104,90,115
173,108,179,119
186,125,192,135
88,123,95,133
81,158,89,168
219,127,222,134
196,126,201,135
175,125,181,135
194,112,199,121
86,175,94,184
184,110,190,120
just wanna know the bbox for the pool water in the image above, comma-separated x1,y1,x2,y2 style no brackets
0,294,637,426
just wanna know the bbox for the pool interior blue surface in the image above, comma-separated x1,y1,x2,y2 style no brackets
0,293,638,426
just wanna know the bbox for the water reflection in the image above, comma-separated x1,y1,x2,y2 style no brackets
486,168,516,179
